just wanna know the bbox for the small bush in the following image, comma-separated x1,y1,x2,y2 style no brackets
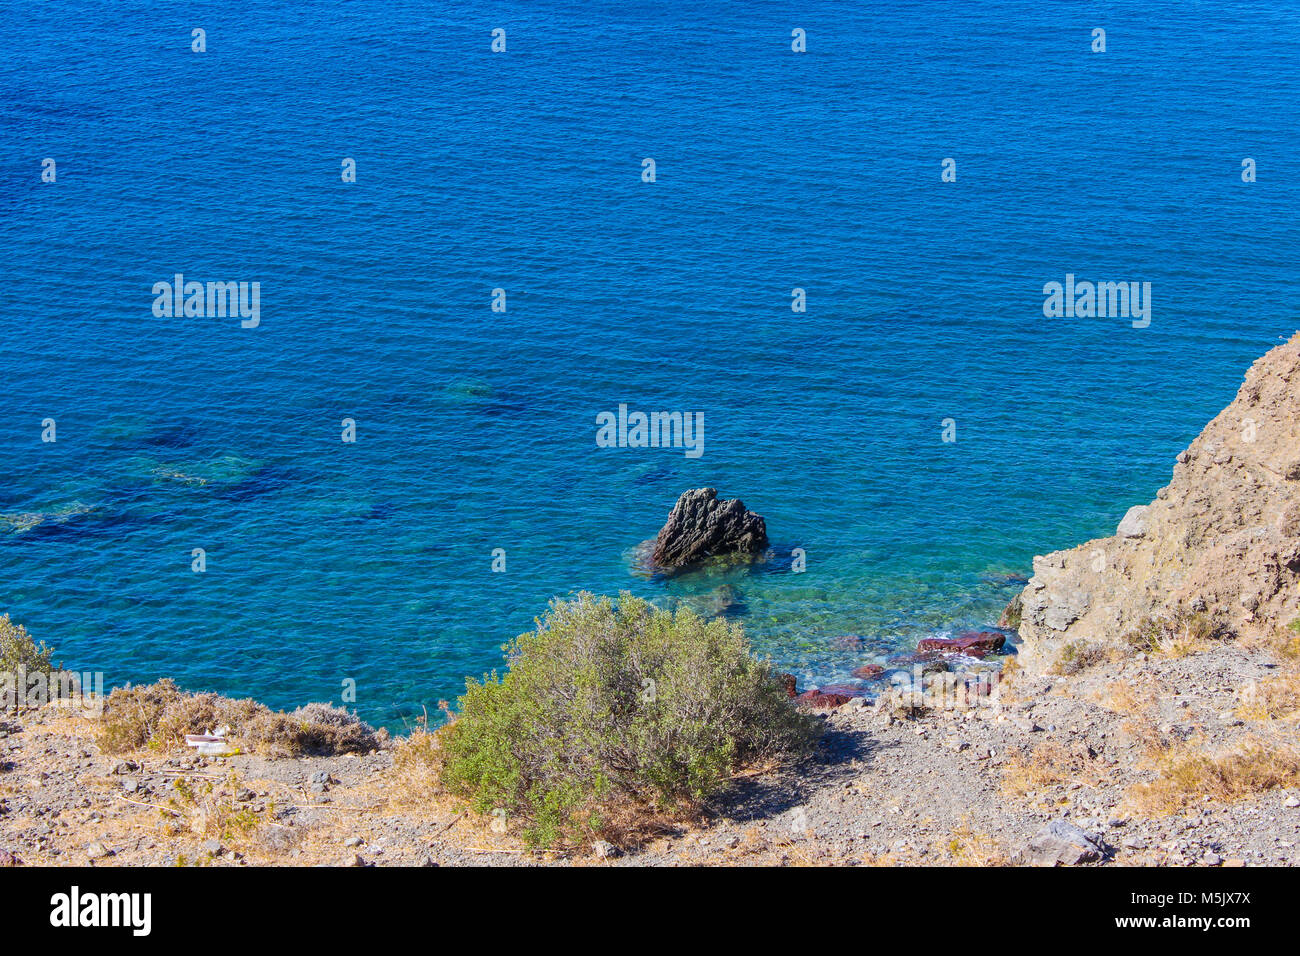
439,592,820,848
0,614,54,676
275,702,384,755
97,679,384,756
167,772,264,844
1122,611,1231,657
1051,639,1111,675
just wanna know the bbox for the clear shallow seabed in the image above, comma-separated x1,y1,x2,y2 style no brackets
1,2,1298,729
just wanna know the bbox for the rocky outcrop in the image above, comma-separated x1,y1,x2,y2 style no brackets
650,488,769,570
1017,332,1300,671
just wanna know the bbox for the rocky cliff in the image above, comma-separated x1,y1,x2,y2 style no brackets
1017,332,1300,671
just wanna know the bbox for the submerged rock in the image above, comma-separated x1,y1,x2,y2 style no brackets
917,631,1006,658
650,488,769,570
887,651,949,674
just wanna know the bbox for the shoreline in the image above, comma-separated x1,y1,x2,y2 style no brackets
4,335,1300,866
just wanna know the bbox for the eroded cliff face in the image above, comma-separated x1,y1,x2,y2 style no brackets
1017,332,1300,671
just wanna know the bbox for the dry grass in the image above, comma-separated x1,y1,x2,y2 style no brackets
1125,737,1300,815
1117,714,1169,759
386,729,446,807
1237,672,1300,721
1095,680,1142,714
96,680,386,757
940,817,1010,866
1234,621,1300,721
1001,739,1106,797
1051,639,1116,676
1239,624,1300,662
1121,611,1232,659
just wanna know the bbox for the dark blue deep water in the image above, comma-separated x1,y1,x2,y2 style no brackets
2,2,1298,728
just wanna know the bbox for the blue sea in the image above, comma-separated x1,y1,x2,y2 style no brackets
2,2,1298,730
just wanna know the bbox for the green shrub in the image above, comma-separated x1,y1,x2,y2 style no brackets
0,614,53,676
1052,639,1110,675
1,614,58,714
439,592,820,848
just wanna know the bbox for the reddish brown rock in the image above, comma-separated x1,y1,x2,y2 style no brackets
851,664,885,680
918,631,1006,657
795,689,852,710
775,672,798,699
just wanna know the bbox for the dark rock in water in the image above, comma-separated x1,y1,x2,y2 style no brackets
887,651,948,674
851,664,886,680
686,584,745,618
981,570,1030,588
918,631,1006,658
831,634,865,650
795,689,852,710
774,673,798,699
650,488,768,570
999,594,1024,629
1020,820,1108,866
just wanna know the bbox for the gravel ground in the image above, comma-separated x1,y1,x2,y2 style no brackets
2,640,1298,867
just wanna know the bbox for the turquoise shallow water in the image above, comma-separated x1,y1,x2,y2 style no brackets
2,2,1298,729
